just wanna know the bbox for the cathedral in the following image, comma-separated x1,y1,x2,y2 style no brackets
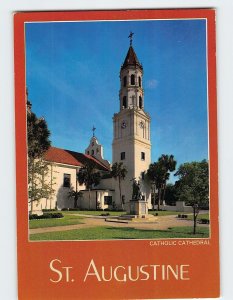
29,34,153,213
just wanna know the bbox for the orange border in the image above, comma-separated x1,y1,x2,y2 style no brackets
15,9,219,299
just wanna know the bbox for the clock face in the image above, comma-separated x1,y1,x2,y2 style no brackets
139,121,144,128
121,120,127,129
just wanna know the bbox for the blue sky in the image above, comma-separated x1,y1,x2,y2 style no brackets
25,19,208,180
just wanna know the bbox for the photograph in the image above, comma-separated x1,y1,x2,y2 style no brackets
26,18,210,241
14,9,220,300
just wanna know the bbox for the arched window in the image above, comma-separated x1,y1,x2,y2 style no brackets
123,76,127,87
138,76,141,87
131,74,135,85
139,96,142,109
123,96,127,108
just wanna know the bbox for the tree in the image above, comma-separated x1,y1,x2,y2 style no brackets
27,102,54,212
165,183,178,206
147,162,166,210
175,160,209,234
147,154,176,210
68,189,83,208
111,162,127,210
158,155,177,202
77,161,101,209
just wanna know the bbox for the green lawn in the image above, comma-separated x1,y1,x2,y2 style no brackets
51,210,187,217
29,214,84,229
187,213,209,221
30,226,209,241
69,210,123,216
150,210,187,216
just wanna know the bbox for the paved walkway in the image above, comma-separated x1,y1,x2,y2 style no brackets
30,214,208,235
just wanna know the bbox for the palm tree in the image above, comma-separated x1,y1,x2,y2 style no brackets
68,190,83,208
77,161,101,209
147,162,165,210
158,154,177,203
111,162,127,210
147,154,176,210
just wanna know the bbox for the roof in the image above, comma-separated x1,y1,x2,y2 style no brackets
44,146,109,171
121,46,143,70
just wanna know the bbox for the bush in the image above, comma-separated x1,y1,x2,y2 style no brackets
177,214,188,219
29,213,63,220
199,218,209,224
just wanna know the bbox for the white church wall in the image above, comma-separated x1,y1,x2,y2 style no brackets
97,177,114,190
32,163,81,210
79,189,115,210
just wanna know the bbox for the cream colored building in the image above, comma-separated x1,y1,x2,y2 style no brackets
30,39,154,213
112,43,152,211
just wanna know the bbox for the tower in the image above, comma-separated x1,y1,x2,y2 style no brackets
112,33,151,208
85,126,110,168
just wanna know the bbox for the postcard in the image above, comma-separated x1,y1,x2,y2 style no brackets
15,9,219,299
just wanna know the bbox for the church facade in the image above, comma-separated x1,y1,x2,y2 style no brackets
29,37,153,213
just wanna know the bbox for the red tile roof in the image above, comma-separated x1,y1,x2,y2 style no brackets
44,147,109,171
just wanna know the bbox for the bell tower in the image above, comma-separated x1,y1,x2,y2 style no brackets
112,33,151,208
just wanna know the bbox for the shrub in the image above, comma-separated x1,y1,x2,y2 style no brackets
177,214,188,218
199,218,209,224
29,213,63,220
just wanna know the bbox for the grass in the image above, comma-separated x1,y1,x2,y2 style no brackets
187,213,209,221
29,214,84,229
30,226,209,241
150,210,187,216
69,210,123,216
49,210,188,217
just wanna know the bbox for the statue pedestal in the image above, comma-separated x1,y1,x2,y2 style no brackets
117,201,156,222
129,200,148,217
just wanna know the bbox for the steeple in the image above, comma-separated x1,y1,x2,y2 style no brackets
119,33,144,111
121,46,143,70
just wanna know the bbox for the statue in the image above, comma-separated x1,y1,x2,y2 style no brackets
132,178,142,200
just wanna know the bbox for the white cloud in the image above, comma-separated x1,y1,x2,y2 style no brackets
146,79,159,89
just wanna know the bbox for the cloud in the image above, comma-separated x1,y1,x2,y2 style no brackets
146,79,159,89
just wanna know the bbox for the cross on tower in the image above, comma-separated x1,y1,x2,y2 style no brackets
128,31,134,46
92,126,96,137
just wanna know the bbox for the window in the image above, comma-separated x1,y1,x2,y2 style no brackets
123,76,127,87
122,195,125,204
131,74,135,85
139,96,142,109
142,195,145,201
123,96,127,108
121,152,125,160
141,152,145,160
138,76,141,87
141,171,145,180
91,150,94,155
87,151,89,155
104,196,113,205
63,174,71,188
